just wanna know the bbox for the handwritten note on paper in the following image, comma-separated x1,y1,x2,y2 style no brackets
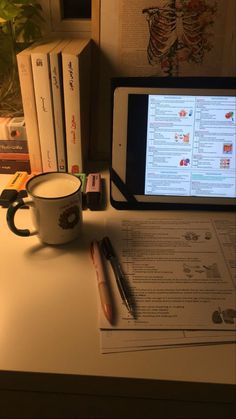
103,218,236,331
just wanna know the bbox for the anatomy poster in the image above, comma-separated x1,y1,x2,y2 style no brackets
143,1,221,75
106,0,236,76
90,0,235,158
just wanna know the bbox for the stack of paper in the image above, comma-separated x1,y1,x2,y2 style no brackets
99,217,236,353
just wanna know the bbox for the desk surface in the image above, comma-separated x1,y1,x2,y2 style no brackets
0,172,235,390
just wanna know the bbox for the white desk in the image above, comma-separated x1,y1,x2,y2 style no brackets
0,172,235,418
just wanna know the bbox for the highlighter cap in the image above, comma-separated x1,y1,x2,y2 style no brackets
0,189,18,207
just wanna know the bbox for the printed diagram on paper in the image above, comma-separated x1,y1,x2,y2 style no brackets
112,0,236,76
102,217,236,330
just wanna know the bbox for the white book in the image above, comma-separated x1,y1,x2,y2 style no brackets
49,39,71,172
0,117,11,140
31,39,62,172
17,44,43,172
62,38,91,173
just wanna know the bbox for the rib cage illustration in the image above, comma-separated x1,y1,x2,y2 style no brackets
143,0,217,75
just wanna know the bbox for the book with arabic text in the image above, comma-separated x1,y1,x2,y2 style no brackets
62,38,91,173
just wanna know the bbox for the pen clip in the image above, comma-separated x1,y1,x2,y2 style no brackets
101,236,115,260
101,236,135,318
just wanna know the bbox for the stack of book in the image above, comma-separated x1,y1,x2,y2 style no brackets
0,116,31,173
17,38,91,174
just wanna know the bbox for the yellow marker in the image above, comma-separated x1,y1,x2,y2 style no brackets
18,171,40,191
5,171,29,190
0,171,29,207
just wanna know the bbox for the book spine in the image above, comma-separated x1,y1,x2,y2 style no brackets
0,160,31,174
49,51,67,172
0,153,29,160
31,52,58,172
0,117,11,139
62,54,83,173
17,53,42,172
0,140,29,153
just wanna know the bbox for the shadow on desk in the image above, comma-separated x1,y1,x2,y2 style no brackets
0,371,235,418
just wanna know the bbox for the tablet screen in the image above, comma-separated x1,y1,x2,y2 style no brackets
112,84,236,208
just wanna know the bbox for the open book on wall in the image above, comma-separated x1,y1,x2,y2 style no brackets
90,0,236,161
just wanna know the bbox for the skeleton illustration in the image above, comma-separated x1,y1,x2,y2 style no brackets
143,0,217,75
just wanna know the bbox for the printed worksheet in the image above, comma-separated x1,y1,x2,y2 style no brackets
101,217,236,330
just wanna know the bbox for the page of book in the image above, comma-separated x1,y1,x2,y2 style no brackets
100,0,236,77
91,0,236,160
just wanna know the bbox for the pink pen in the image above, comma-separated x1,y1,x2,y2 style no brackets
90,240,113,324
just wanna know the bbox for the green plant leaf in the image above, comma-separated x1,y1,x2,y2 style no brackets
15,17,41,42
0,1,44,42
0,32,12,75
0,1,44,46
0,1,20,20
0,0,8,8
13,0,37,4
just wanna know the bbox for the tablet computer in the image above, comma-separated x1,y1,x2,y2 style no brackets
110,77,236,210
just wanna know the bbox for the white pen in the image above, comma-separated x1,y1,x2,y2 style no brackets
90,240,113,324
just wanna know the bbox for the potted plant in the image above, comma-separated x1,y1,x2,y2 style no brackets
0,0,44,116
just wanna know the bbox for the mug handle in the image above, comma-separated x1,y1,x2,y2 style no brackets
7,197,37,237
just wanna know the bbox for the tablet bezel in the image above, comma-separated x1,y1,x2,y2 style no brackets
110,78,236,210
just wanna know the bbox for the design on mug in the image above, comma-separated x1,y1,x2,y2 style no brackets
58,205,80,229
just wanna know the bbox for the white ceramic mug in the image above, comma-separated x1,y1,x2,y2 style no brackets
7,172,83,245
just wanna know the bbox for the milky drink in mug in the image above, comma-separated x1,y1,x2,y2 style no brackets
7,172,83,244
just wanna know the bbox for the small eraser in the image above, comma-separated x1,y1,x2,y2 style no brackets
86,173,101,210
86,173,101,193
72,173,87,209
73,173,87,193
